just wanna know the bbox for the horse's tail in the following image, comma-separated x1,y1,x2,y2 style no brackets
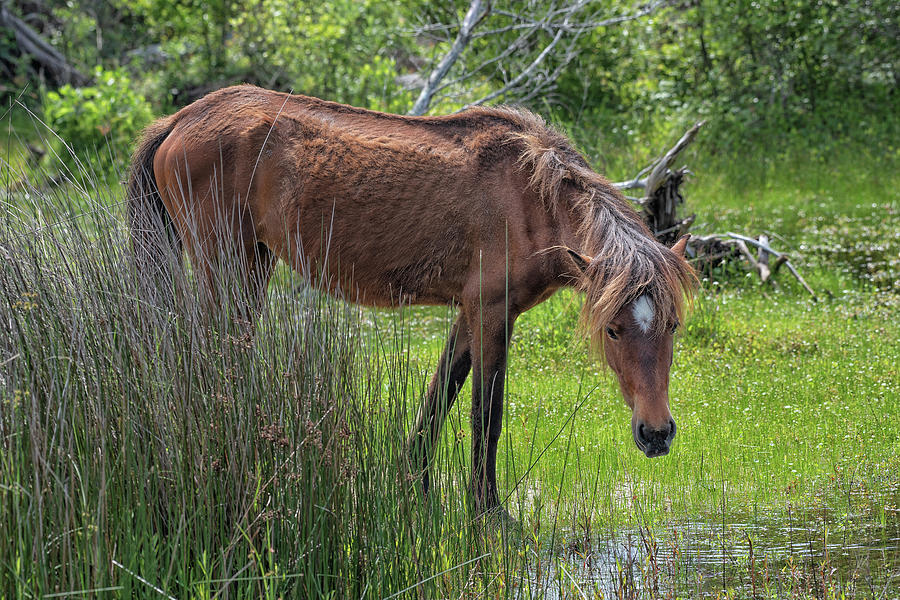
126,117,179,279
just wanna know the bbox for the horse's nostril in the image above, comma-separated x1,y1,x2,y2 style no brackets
668,419,677,438
638,423,647,443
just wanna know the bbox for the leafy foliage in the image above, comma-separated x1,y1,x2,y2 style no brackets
106,0,416,111
555,0,899,146
4,0,896,148
41,66,153,170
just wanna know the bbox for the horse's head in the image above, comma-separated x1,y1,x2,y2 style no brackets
604,292,678,457
569,235,692,458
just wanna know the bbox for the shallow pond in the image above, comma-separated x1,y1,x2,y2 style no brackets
518,506,900,599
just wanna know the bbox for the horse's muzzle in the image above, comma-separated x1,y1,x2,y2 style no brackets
635,419,676,457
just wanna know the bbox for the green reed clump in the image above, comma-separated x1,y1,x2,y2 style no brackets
1,204,339,595
0,175,544,597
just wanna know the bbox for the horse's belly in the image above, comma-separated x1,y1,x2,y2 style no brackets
326,251,465,307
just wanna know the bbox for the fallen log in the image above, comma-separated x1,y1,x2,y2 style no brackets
0,3,87,86
613,122,817,300
613,120,705,245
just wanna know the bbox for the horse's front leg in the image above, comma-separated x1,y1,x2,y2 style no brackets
407,313,472,495
469,301,517,513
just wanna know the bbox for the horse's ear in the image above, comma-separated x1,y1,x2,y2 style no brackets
566,248,593,273
671,234,690,258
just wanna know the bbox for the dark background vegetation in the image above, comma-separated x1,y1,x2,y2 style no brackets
3,0,898,161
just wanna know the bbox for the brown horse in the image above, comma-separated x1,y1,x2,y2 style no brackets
127,85,695,512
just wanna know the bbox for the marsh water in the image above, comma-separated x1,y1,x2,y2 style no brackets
519,506,900,598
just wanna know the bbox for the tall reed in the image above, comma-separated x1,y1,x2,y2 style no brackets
0,171,541,597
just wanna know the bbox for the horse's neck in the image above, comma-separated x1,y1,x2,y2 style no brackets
556,189,598,255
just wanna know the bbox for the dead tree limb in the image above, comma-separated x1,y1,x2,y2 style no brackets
408,0,672,115
409,0,490,116
612,120,705,244
688,233,817,300
460,25,567,110
642,120,705,197
613,120,705,194
724,232,817,300
756,233,771,282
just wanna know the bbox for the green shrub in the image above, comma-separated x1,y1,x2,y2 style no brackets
42,66,154,173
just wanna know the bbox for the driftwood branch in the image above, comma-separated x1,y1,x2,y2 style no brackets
643,120,705,197
611,121,704,243
724,232,817,300
0,3,87,86
756,234,771,282
691,232,817,300
733,234,774,283
612,164,652,190
612,120,705,192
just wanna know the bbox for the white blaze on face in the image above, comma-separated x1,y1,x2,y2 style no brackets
631,295,655,334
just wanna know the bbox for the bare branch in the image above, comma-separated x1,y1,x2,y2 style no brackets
410,0,672,115
757,234,771,282
459,27,566,110
409,0,491,116
434,26,540,94
643,120,705,195
735,239,761,272
725,232,818,300
612,165,652,190
514,27,591,105
612,121,704,195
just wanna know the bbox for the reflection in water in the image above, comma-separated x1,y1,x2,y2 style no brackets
517,510,900,599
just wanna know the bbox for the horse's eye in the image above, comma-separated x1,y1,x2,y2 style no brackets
606,327,618,340
670,321,679,334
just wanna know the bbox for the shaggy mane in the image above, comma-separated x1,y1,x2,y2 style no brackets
500,107,696,353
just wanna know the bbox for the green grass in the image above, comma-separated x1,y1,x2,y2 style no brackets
402,128,900,521
398,285,900,520
1,108,898,598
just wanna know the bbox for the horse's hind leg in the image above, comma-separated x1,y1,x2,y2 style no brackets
192,234,277,329
237,242,278,324
408,313,471,496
